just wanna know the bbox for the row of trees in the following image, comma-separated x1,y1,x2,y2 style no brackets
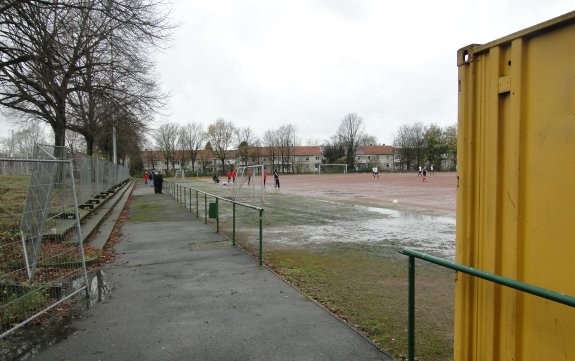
323,114,458,171
393,122,457,171
150,119,299,175
0,0,171,163
322,113,377,167
150,112,376,175
148,114,458,175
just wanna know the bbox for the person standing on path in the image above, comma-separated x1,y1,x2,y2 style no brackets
263,169,267,186
274,170,280,189
227,169,231,183
232,169,237,183
154,171,164,193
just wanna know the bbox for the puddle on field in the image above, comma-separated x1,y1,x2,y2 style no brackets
268,205,456,260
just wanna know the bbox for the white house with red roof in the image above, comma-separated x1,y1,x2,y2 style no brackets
355,145,396,171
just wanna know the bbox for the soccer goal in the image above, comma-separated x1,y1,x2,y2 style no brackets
318,163,348,174
173,169,185,181
231,164,265,203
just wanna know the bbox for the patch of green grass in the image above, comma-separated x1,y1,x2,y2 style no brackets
266,243,455,361
128,199,169,223
1,285,51,328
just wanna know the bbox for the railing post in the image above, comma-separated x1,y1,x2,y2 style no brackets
196,190,199,218
216,197,219,233
408,255,415,361
189,187,192,213
204,194,207,224
259,209,263,266
232,203,236,246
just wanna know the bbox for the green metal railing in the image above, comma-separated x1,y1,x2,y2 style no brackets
164,181,265,265
400,247,575,361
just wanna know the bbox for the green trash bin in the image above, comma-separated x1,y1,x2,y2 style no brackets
208,202,218,219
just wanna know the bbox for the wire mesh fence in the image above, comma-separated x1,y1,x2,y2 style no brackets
0,144,129,338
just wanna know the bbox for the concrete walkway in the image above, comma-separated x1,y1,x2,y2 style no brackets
32,180,393,361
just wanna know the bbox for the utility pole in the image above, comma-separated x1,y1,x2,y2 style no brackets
113,126,117,164
10,129,14,158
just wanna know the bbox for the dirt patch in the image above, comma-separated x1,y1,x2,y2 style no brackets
277,172,457,216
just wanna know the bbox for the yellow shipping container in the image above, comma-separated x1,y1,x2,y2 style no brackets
456,11,575,361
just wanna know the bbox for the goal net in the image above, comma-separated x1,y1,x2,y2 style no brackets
231,165,265,203
174,169,185,181
318,163,348,174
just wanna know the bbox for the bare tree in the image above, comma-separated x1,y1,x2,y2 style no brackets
336,113,366,169
393,124,415,170
95,111,145,165
205,118,236,172
0,0,171,156
277,124,296,172
179,121,204,174
393,122,427,171
66,129,87,154
0,120,49,158
236,127,258,166
263,129,279,171
153,122,179,175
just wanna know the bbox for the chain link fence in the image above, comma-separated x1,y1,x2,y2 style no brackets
0,144,129,338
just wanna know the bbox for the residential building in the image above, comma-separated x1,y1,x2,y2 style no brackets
355,145,396,171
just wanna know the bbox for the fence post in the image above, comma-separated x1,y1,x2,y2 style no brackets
216,197,219,233
204,194,207,224
196,190,199,218
188,187,192,213
259,208,263,266
408,255,415,361
232,203,236,246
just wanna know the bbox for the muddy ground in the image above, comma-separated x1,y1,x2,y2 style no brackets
277,171,457,216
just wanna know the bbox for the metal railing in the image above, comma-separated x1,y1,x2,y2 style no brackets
400,247,575,361
164,181,265,265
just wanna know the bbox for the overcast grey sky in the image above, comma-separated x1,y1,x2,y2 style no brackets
1,1,573,146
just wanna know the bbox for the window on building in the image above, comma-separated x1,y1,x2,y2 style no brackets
316,157,320,160
306,156,309,161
